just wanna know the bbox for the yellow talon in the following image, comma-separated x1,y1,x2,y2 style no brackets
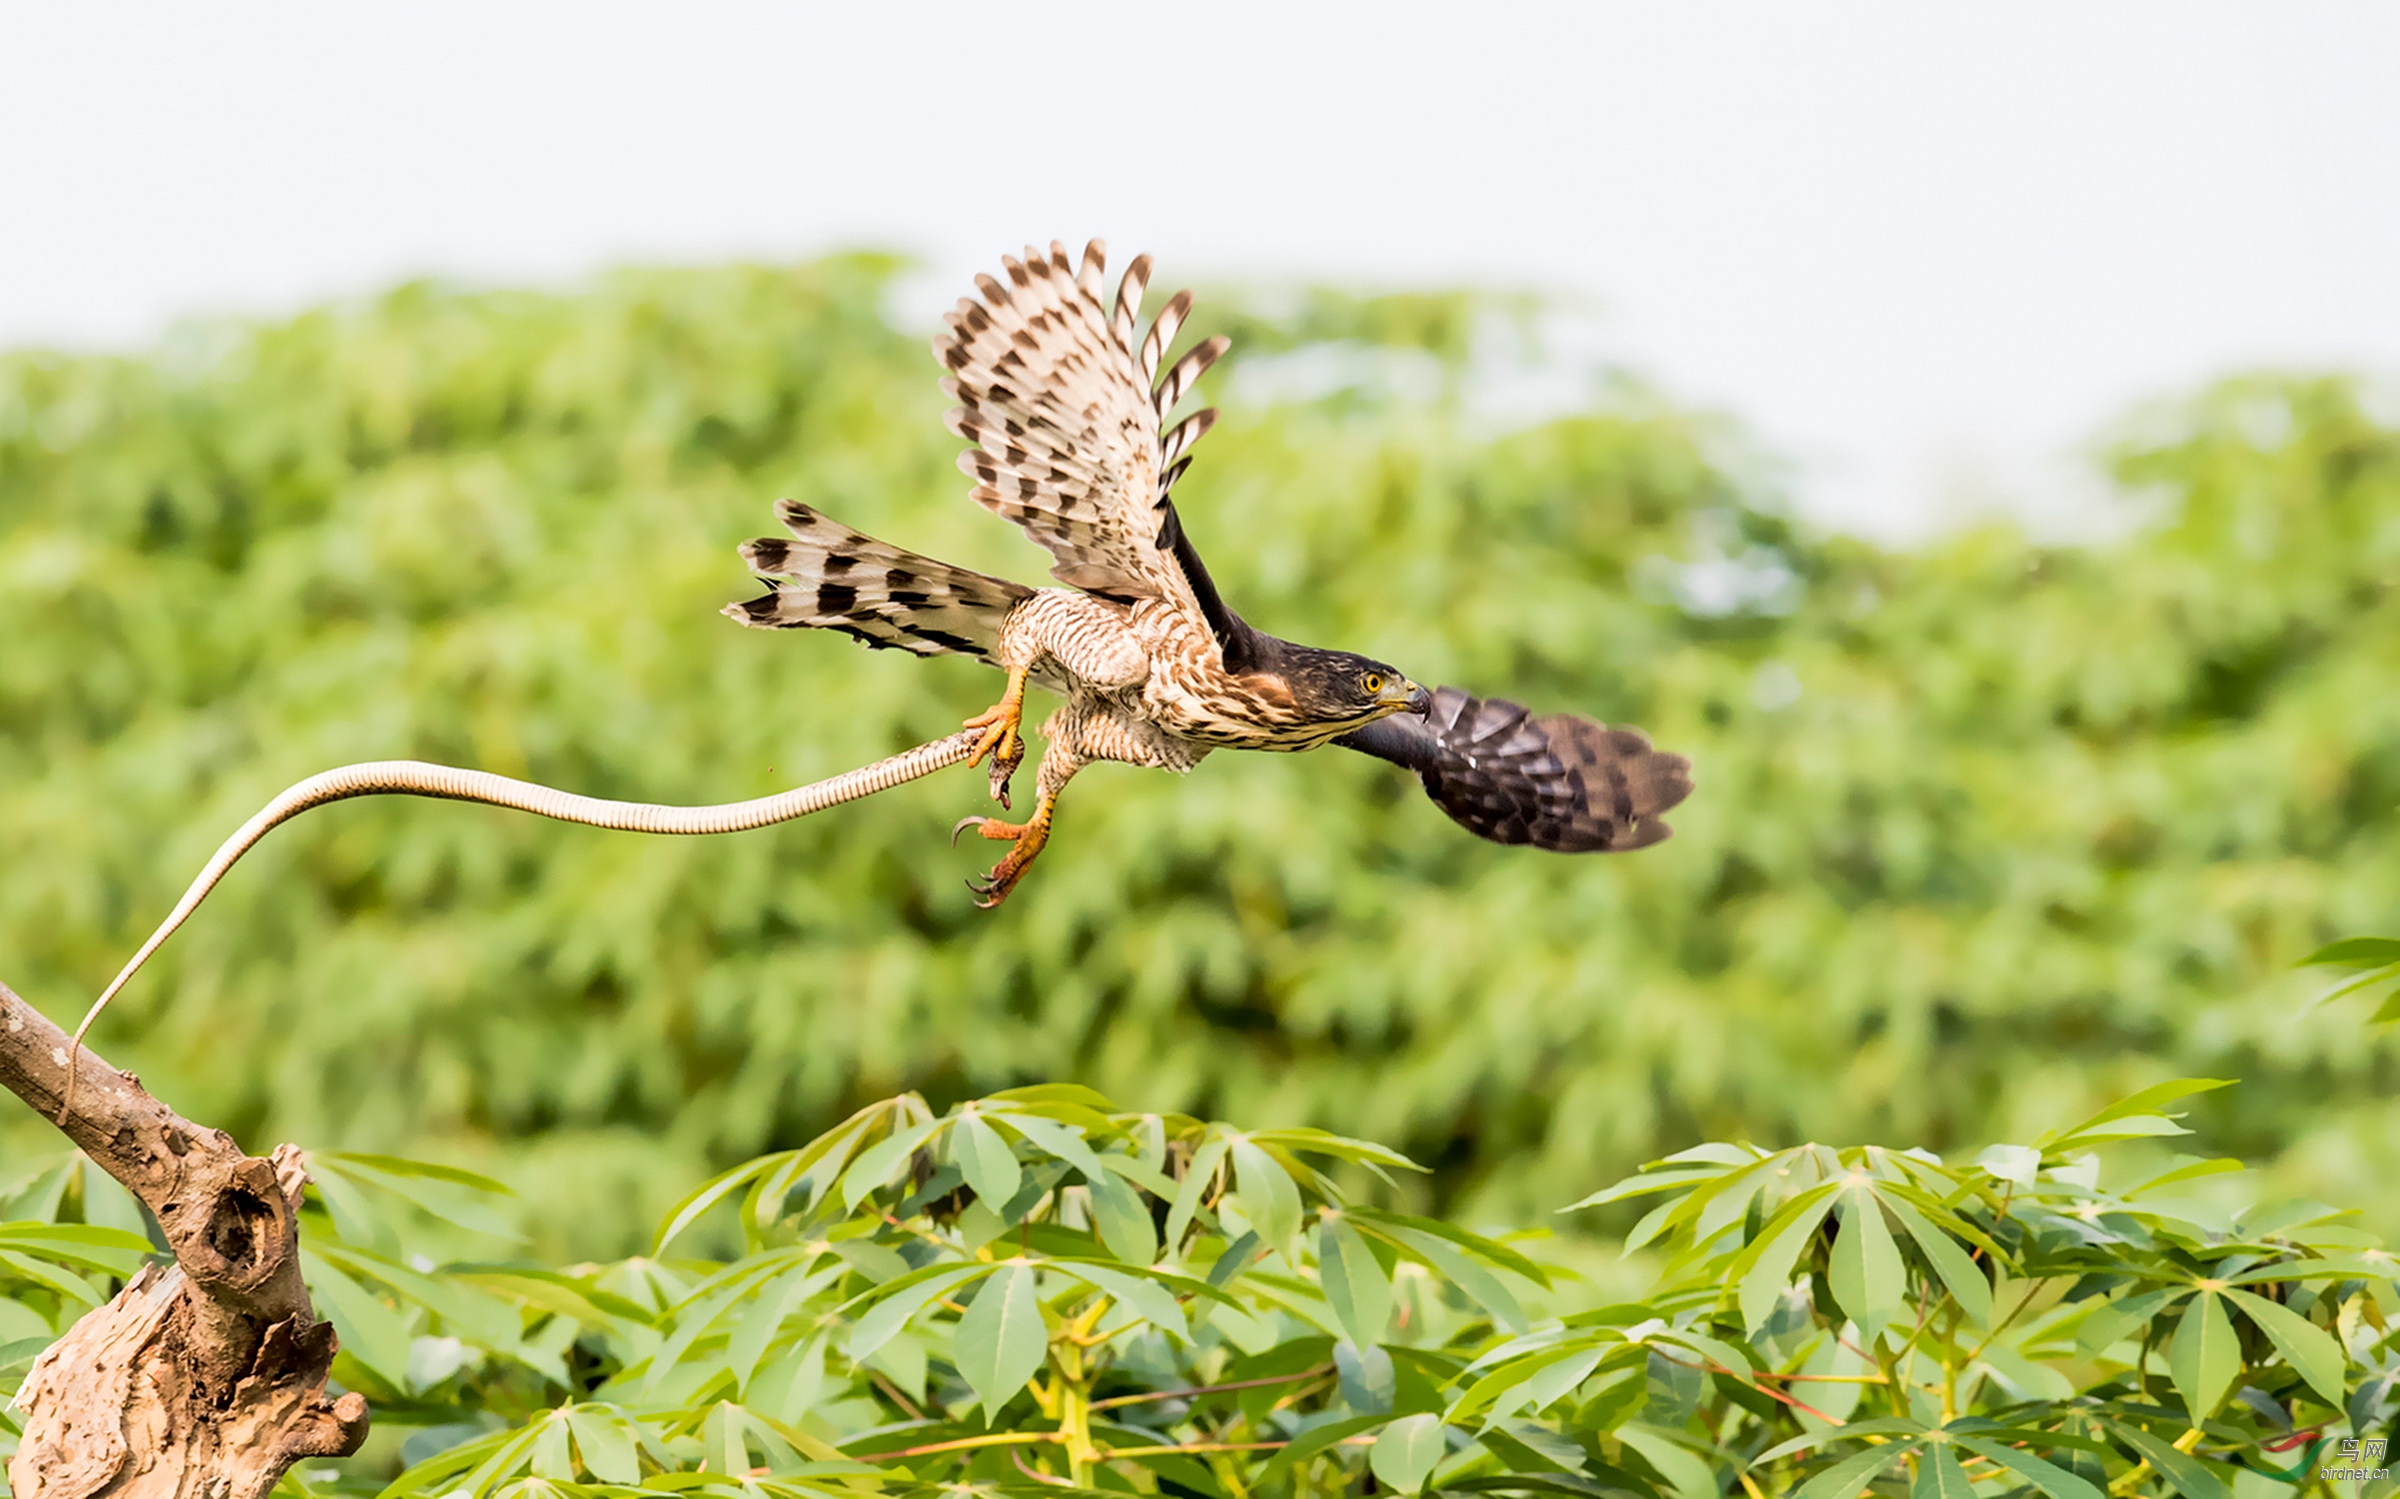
964,664,1028,770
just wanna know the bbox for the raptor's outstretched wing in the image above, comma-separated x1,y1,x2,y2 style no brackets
1337,687,1692,852
936,239,1228,619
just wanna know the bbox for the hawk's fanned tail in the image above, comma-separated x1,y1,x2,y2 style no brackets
725,500,1031,662
1336,687,1692,852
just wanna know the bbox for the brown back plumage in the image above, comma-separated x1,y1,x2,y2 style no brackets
1337,687,1692,852
724,501,1031,661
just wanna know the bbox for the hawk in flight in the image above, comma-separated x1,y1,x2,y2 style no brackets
728,241,1692,904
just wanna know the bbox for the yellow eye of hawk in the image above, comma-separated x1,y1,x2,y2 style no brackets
1361,672,1385,694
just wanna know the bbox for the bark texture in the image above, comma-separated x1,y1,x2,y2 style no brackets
2,979,367,1499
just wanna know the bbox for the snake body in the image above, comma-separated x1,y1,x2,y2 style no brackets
59,731,979,1118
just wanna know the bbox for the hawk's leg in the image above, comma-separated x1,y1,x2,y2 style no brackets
951,797,1056,909
963,663,1030,804
951,733,1085,908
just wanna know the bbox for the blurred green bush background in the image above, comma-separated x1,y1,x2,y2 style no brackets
2,255,2394,1255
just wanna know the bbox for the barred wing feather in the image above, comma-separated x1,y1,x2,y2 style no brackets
936,239,1227,615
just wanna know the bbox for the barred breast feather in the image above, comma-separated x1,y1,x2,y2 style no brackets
724,500,1031,661
936,239,1228,625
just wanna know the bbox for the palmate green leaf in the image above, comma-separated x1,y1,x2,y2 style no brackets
1689,1154,1791,1246
314,1153,520,1240
641,1253,819,1390
1946,1434,2103,1499
562,1404,643,1485
952,1110,1023,1213
380,1421,530,1499
1163,1135,1227,1253
1882,1197,1991,1325
1359,1218,1526,1330
313,1241,522,1347
749,1331,830,1426
451,1267,658,1331
753,1108,891,1231
1827,1188,1905,1343
998,1112,1114,1182
530,1408,576,1480
1319,1215,1392,1349
2301,937,2400,968
1613,1423,1718,1499
1227,1137,1303,1251
1083,1166,1157,1264
1347,1208,1552,1287
843,1262,987,1362
1052,1258,1191,1339
1446,1340,1613,1425
1910,1441,1974,1499
1977,1144,2042,1186
2036,1079,2231,1153
952,1262,1046,1417
2218,1286,2345,1407
1561,1164,1737,1213
2073,1285,2190,1354
1649,1326,1751,1380
1246,1127,1424,1178
837,1118,942,1210
1490,1347,1608,1427
1441,1471,1636,1497
987,1084,1124,1135
2224,1253,2400,1284
1093,1419,1227,1495
1622,1196,1687,1255
727,1262,841,1393
2103,1420,2228,1499
1790,1440,1914,1499
1369,1412,1446,1495
1731,1181,1839,1334
2166,1290,2240,1424
298,1246,413,1391
653,1154,785,1255
2317,966,2400,1005
2120,1157,2246,1198
1255,1413,1386,1484
0,1250,103,1308
1753,1418,1930,1466
0,1223,153,1278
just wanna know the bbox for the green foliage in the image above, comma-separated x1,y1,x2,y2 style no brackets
2306,936,2400,1023
4,258,2400,1254
10,1082,2399,1496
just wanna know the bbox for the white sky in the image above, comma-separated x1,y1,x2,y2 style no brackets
4,2,2396,538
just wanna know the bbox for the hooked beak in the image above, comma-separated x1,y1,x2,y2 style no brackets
1402,680,1432,716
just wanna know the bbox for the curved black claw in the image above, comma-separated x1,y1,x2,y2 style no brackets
967,868,1025,909
986,739,1023,810
951,815,990,848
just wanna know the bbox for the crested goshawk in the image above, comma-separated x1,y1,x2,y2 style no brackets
729,240,1692,904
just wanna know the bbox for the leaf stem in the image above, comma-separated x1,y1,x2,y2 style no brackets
1651,1350,1849,1426
1090,1364,1336,1410
857,1430,1054,1460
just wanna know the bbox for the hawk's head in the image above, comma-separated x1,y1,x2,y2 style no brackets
1280,647,1432,732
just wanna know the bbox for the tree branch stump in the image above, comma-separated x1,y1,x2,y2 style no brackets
2,979,367,1499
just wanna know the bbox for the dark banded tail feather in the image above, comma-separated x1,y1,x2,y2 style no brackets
725,501,1031,662
1336,686,1692,852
